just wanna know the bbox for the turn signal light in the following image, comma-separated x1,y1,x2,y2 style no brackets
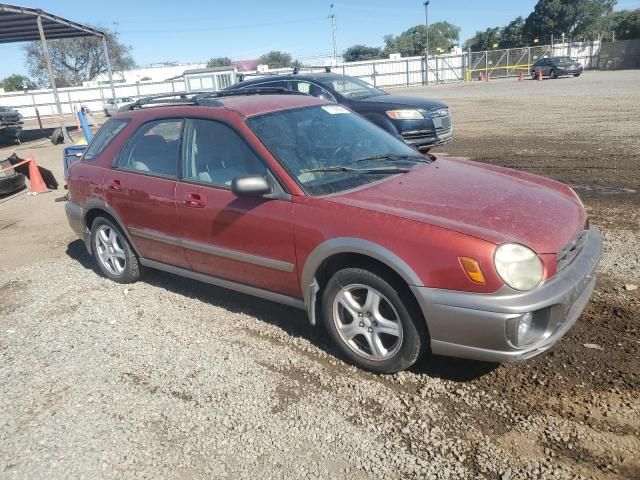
458,257,486,284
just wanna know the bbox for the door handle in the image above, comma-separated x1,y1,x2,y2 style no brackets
109,179,123,191
184,192,206,208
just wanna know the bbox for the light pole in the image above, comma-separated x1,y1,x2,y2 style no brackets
330,3,337,63
424,1,430,85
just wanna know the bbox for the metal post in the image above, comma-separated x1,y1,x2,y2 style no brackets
406,59,410,87
424,1,430,85
37,14,70,143
330,4,337,63
101,36,117,103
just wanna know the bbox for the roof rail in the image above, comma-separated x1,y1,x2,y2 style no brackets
195,87,307,102
120,88,307,112
121,92,201,111
238,65,332,81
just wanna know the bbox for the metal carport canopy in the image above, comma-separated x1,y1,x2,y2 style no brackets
0,3,117,142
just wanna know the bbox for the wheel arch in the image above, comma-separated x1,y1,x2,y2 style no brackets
301,238,425,326
83,200,140,256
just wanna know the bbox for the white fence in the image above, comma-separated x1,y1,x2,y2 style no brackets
1,41,601,119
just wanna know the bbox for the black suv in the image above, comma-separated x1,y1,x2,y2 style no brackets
226,73,452,151
531,57,583,79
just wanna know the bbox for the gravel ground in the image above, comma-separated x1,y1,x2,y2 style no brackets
1,70,639,479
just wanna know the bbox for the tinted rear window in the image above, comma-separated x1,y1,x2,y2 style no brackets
83,119,128,161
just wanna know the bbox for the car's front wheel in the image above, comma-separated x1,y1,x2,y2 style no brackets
104,109,110,117
321,267,428,373
550,69,558,79
90,216,140,283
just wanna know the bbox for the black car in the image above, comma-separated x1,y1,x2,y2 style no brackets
0,106,23,144
226,73,452,151
531,56,583,79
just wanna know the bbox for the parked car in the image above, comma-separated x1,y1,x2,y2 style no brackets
531,57,583,79
103,97,135,117
65,91,601,373
0,106,23,144
225,73,452,152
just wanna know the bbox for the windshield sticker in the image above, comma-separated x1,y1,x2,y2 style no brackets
322,105,351,114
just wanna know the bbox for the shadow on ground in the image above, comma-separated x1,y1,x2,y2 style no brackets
66,239,498,382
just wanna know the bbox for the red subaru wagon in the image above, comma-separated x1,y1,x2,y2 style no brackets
66,91,602,373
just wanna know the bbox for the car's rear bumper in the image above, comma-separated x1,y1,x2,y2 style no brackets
411,227,602,363
66,201,91,252
557,67,583,75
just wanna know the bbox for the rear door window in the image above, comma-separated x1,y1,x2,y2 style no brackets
83,119,128,161
117,119,183,178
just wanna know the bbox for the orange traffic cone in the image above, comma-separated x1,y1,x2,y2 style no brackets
27,157,48,194
518,70,524,81
537,69,543,81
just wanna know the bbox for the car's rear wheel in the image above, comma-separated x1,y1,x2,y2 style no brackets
574,73,581,77
531,70,537,79
104,108,110,117
321,267,427,373
90,216,140,283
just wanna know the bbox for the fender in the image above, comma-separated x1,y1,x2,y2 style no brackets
300,237,423,325
82,198,141,256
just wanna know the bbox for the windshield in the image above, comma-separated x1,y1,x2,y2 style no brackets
247,104,425,196
317,76,385,99
553,57,574,63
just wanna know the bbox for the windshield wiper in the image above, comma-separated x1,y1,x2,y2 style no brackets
354,153,433,163
300,165,411,174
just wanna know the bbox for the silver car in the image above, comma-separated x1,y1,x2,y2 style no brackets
103,97,135,117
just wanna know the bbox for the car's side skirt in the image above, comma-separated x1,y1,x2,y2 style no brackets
139,257,306,311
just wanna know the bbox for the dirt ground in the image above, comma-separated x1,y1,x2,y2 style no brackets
1,70,638,479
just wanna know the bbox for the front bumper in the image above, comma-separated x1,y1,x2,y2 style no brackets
411,227,602,363
557,67,583,75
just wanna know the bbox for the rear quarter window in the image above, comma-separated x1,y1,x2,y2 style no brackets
82,119,128,161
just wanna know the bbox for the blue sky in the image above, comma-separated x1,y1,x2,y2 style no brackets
2,0,639,80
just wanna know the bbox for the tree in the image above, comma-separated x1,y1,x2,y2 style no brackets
258,51,294,68
501,16,526,48
207,57,232,68
384,22,460,56
608,9,640,40
464,27,501,51
343,44,384,62
523,0,616,42
0,74,36,92
24,29,135,87
464,17,525,50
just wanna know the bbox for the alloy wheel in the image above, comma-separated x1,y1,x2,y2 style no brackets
332,283,403,361
95,224,126,276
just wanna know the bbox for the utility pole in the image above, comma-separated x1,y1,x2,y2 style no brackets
424,1,430,85
330,3,337,63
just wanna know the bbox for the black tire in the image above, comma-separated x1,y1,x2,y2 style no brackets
531,70,537,80
90,216,140,283
104,109,110,117
550,69,558,79
574,73,581,77
321,267,428,373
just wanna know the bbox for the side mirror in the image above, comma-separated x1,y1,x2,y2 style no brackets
231,175,272,197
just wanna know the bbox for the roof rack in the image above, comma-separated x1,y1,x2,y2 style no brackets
237,65,332,82
121,88,307,112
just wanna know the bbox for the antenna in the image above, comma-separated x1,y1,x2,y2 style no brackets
329,3,337,62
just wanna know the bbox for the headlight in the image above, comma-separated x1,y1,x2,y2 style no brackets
385,109,424,120
494,243,543,291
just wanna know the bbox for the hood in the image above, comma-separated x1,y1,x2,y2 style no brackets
328,158,586,254
354,94,447,111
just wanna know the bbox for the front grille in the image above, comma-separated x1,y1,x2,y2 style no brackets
557,229,588,273
401,130,434,140
430,108,452,135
